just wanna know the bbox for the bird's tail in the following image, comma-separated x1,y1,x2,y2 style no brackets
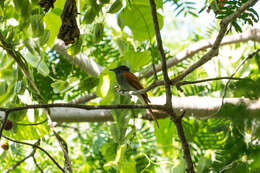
139,94,160,128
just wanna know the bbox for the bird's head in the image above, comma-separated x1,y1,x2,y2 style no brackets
110,65,130,73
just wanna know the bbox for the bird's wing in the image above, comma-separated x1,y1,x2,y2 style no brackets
123,72,143,90
123,71,150,103
123,72,159,128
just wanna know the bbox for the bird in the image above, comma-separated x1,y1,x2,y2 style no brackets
110,65,159,128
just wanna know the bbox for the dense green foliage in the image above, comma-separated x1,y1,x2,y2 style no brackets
0,0,259,172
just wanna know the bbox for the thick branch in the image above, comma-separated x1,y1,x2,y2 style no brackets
0,103,165,113
69,92,97,104
53,41,104,76
1,96,259,122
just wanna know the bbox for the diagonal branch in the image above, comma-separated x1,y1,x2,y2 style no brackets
171,0,259,85
0,31,72,172
3,136,64,172
141,28,260,79
222,48,260,104
4,140,39,173
53,41,104,76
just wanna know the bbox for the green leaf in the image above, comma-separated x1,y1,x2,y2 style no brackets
125,50,151,72
78,76,99,91
24,39,35,54
39,30,50,46
24,53,50,76
83,7,97,24
0,68,13,81
14,81,22,94
110,123,126,144
44,12,61,46
172,158,186,173
132,0,163,9
108,0,123,14
13,0,30,18
197,156,211,173
0,81,8,95
93,23,104,43
118,4,164,41
116,144,136,173
232,21,242,33
31,14,44,38
3,113,49,140
101,142,117,161
68,36,83,55
154,118,176,153
51,80,69,93
96,74,111,98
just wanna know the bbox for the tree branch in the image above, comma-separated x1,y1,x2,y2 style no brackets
1,96,259,122
53,40,104,76
176,77,241,92
122,76,241,95
149,0,172,106
4,140,39,173
69,92,97,104
0,31,73,171
33,155,44,173
222,48,260,104
149,0,194,172
0,103,166,113
3,136,64,172
171,0,259,85
141,28,260,79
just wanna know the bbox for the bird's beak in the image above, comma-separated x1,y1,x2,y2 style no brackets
109,68,115,72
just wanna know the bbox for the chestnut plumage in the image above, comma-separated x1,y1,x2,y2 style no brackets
110,66,159,128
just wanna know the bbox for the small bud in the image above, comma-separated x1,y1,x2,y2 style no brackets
0,143,9,150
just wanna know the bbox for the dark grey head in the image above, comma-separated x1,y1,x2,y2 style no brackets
110,65,130,73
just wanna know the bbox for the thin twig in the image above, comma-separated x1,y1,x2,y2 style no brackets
0,31,72,172
5,149,36,173
222,48,260,105
16,119,47,126
3,136,64,172
149,0,194,172
201,49,260,119
176,77,241,92
0,103,166,112
33,155,44,173
4,140,40,173
177,77,241,86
